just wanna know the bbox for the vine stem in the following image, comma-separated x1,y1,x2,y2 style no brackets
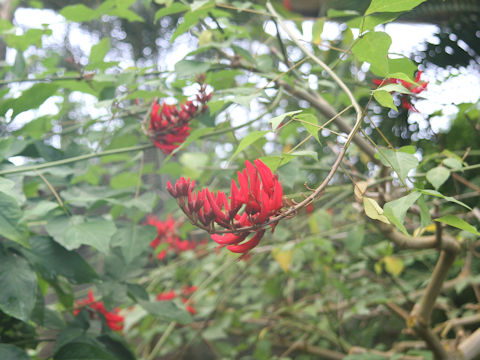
0,144,154,176
201,3,365,235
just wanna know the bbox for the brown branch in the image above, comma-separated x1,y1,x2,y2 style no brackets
458,328,480,360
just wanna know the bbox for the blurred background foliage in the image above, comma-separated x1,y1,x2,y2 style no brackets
0,0,479,359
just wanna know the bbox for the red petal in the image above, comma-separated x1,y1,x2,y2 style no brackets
227,230,265,253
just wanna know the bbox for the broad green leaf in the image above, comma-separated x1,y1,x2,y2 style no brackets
46,216,117,253
15,115,53,139
426,166,450,189
0,83,59,120
375,147,419,184
269,110,302,131
352,31,391,76
5,28,51,51
443,157,463,171
139,300,193,324
110,172,138,189
24,236,98,284
383,191,421,235
363,197,390,224
86,38,111,70
258,155,294,172
155,2,189,21
111,225,157,263
435,215,480,236
229,130,269,161
0,344,31,360
418,189,472,210
0,247,37,321
366,0,426,15
375,83,412,94
417,195,431,230
373,90,397,111
0,192,28,247
327,9,359,18
388,57,417,79
174,59,210,78
295,113,320,143
347,13,402,32
312,19,324,44
171,9,205,42
383,256,404,276
21,201,58,222
60,4,98,22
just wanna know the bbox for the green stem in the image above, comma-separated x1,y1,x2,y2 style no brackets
0,144,154,176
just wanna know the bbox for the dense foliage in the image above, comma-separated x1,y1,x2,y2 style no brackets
0,0,479,359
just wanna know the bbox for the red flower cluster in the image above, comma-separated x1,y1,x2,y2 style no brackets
73,290,124,331
146,215,206,260
148,84,212,154
156,286,198,314
373,71,428,111
167,159,284,254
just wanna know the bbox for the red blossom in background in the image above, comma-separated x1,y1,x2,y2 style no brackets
73,290,124,331
146,215,204,260
167,159,284,254
373,71,428,112
157,286,198,314
148,84,212,154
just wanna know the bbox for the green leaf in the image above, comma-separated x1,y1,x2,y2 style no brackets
174,59,210,78
295,113,320,143
111,225,157,263
347,13,402,32
289,150,318,161
388,57,417,79
373,90,397,111
60,4,98,22
366,0,426,15
86,38,111,70
46,216,117,254
15,115,53,139
0,344,31,360
0,192,28,247
375,83,413,94
155,2,189,22
417,195,431,230
269,110,302,131
443,157,463,171
435,215,480,236
110,172,138,189
363,197,390,224
426,166,450,189
229,130,269,161
0,246,37,321
24,236,98,284
139,300,193,324
171,9,205,42
375,147,419,184
0,83,59,120
327,9,359,18
383,191,421,235
312,19,325,44
352,31,391,76
418,189,472,210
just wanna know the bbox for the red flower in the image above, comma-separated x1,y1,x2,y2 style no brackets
156,290,177,301
145,215,200,259
373,71,428,111
148,85,212,154
73,290,124,331
168,159,284,254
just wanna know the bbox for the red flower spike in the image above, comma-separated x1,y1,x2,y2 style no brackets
206,190,229,225
166,180,177,198
227,230,265,253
